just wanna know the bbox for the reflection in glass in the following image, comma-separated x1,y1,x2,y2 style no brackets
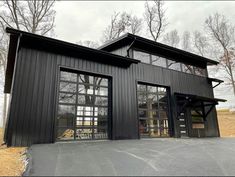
137,84,147,92
94,77,108,86
182,64,194,74
95,87,108,96
60,82,76,92
152,56,167,67
132,50,207,77
147,86,157,93
76,129,93,140
79,74,94,84
57,128,74,140
194,67,206,77
57,105,75,127
59,93,76,104
60,71,77,82
148,93,157,102
76,117,93,127
58,70,109,140
95,97,108,106
98,107,108,116
167,59,181,71
133,50,151,64
78,85,94,95
77,95,94,105
77,106,93,116
137,84,169,137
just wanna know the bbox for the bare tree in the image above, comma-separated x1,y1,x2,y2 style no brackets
144,0,167,42
163,29,180,48
0,0,55,35
205,13,235,96
0,32,8,128
0,0,56,127
181,31,191,52
76,40,99,49
102,12,142,42
102,12,120,42
192,31,209,57
130,15,142,35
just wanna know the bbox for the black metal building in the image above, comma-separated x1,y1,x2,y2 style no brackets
4,28,225,146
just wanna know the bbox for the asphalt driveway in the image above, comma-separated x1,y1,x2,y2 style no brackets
25,138,235,176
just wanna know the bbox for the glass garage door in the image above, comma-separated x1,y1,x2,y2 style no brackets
137,83,169,137
56,70,110,141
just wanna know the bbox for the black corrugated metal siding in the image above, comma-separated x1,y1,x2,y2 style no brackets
5,47,219,146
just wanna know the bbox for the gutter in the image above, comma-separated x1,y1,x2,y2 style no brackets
5,28,140,64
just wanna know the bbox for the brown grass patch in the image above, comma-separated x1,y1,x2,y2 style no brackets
0,128,26,176
217,110,235,137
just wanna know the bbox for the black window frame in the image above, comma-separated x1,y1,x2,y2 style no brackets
132,48,207,77
136,81,172,138
55,66,112,142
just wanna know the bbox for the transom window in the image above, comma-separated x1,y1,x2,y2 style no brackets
133,50,206,77
57,70,109,141
137,83,169,138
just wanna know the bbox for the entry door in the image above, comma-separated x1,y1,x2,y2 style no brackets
189,107,206,137
137,83,170,138
56,70,110,141
178,109,189,137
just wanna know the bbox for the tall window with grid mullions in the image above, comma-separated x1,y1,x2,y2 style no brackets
137,83,169,138
57,70,109,141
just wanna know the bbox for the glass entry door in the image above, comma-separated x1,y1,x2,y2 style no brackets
137,83,169,137
56,70,110,141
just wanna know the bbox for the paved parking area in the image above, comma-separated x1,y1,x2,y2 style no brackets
25,138,235,176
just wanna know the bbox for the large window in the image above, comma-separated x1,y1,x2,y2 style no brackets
137,83,169,138
194,66,206,76
57,70,110,141
167,59,181,71
152,55,167,67
133,49,207,77
181,64,195,74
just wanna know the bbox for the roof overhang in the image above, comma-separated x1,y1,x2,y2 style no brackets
99,33,219,68
6,28,140,67
4,28,140,93
174,92,226,120
174,92,226,104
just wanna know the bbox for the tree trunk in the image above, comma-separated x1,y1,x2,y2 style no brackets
224,48,235,96
2,93,7,128
231,72,235,96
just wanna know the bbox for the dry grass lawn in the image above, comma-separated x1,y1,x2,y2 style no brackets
0,128,26,176
217,109,235,137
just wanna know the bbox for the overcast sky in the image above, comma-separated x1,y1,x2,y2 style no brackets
54,1,235,44
1,1,235,126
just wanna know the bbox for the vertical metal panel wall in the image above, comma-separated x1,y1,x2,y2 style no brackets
6,47,219,146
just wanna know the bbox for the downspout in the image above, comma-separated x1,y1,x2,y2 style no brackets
126,37,137,58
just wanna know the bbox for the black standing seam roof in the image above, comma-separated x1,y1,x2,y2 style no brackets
4,28,140,93
98,33,219,66
5,27,140,65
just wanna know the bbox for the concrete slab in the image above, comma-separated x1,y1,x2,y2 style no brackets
25,138,235,176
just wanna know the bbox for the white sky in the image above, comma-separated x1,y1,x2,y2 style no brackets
1,1,235,126
54,1,235,43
